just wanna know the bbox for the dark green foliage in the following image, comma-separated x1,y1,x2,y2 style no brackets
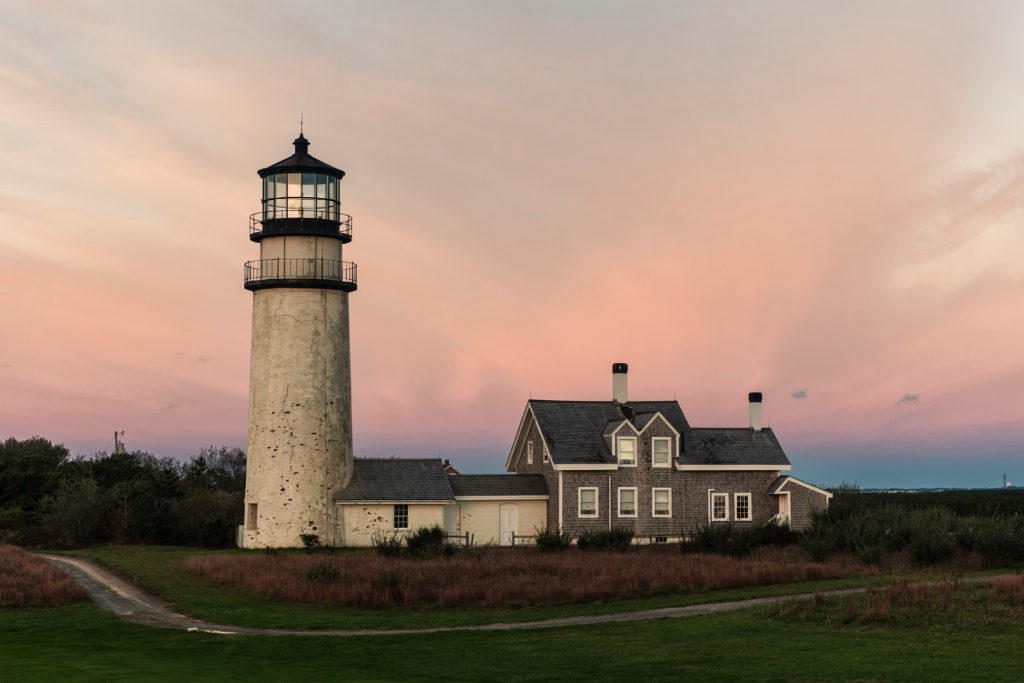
955,514,1024,564
0,436,69,516
0,436,244,548
534,527,573,551
576,527,634,550
682,519,796,558
404,524,449,558
805,488,1024,567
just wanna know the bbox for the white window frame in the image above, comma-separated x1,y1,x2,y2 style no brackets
617,436,637,467
526,441,533,465
712,493,729,521
652,488,672,518
578,487,598,518
735,493,752,521
651,437,671,468
617,487,638,518
393,503,410,530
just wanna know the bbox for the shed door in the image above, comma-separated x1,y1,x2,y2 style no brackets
444,505,460,540
499,504,518,546
778,493,791,524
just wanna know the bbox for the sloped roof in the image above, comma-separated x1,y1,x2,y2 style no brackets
529,400,691,465
768,475,832,497
450,474,548,498
335,458,454,502
681,428,790,467
258,134,345,178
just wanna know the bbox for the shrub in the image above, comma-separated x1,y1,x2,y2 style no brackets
404,524,449,558
577,528,634,550
956,514,1024,565
305,559,340,582
685,519,798,558
534,527,573,551
299,533,323,550
371,530,404,557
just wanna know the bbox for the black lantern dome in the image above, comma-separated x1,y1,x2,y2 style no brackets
249,133,352,243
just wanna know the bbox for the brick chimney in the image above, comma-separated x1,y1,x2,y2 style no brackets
612,363,628,403
749,392,762,431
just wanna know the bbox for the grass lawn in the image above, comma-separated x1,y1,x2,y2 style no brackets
60,545,905,629
3,600,1023,682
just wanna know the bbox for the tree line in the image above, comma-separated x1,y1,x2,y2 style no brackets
0,436,245,548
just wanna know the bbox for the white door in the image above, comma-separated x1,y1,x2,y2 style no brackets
499,504,518,546
778,493,791,524
444,505,460,542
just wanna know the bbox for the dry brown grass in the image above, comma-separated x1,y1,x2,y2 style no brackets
0,545,88,607
184,545,871,609
765,573,1024,628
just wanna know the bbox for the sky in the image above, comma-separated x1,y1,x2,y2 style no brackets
1,1,1023,489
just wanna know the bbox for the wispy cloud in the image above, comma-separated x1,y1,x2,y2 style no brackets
791,389,807,399
896,394,919,406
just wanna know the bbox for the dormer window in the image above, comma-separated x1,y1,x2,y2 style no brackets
617,437,636,467
652,437,671,467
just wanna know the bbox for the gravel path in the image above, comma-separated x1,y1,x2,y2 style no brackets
41,554,1003,638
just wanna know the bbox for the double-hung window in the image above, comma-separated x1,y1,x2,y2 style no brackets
618,488,637,517
652,488,671,517
617,437,637,467
735,493,752,521
393,504,409,530
579,488,598,518
711,493,729,521
652,437,671,467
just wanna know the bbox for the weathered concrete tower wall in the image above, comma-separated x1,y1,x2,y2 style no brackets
241,133,357,548
244,288,352,546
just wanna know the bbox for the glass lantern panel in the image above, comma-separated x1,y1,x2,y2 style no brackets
275,174,288,199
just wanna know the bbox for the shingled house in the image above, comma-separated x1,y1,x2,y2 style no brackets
331,364,829,546
504,364,830,538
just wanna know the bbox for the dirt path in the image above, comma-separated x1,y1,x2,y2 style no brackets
41,554,1002,638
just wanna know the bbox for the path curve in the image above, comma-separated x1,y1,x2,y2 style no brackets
42,554,1006,638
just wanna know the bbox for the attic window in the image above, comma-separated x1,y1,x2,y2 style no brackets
527,441,534,465
543,447,550,463
617,437,636,467
652,437,671,467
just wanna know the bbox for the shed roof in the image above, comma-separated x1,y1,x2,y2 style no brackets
335,458,454,502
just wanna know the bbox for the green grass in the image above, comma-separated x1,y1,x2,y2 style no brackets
59,545,903,630
4,600,1024,682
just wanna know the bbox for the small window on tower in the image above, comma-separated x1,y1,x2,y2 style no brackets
246,503,258,530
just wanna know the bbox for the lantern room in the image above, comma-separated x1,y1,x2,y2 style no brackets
249,133,353,242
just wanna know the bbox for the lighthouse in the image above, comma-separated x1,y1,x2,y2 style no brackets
241,133,356,548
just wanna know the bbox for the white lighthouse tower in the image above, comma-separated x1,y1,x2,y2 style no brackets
241,133,356,548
